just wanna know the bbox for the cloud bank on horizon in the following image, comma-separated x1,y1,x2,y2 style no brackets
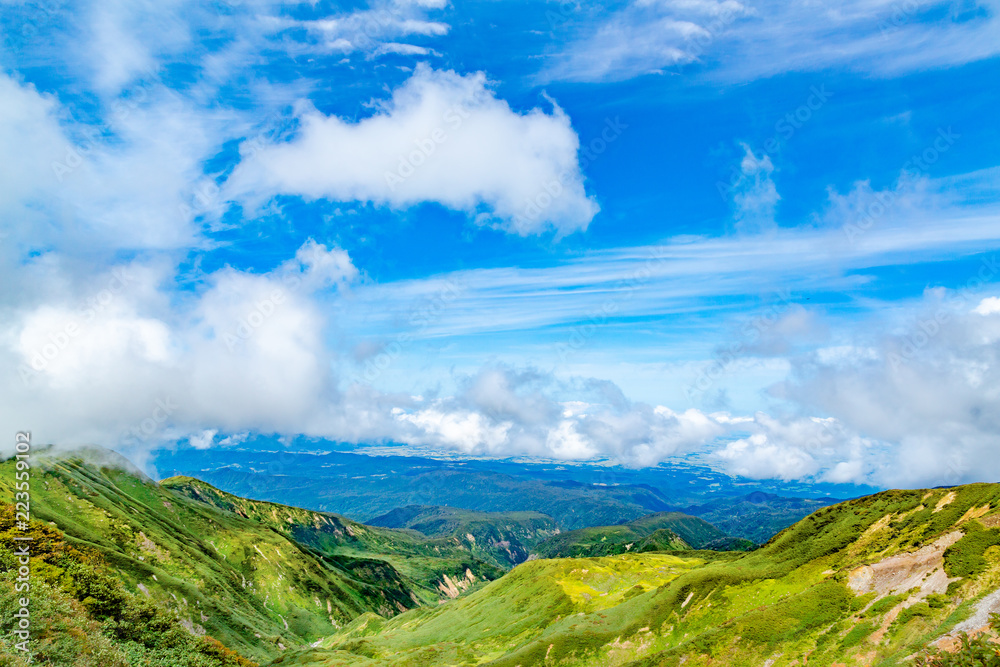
0,0,998,489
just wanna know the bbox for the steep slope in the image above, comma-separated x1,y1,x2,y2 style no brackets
162,477,505,594
279,483,1000,667
0,450,420,662
366,505,559,567
0,503,257,667
681,491,841,543
0,450,499,664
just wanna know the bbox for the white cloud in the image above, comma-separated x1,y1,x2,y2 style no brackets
385,365,727,465
712,413,878,483
328,167,1000,344
715,433,820,481
286,0,450,55
189,429,218,449
543,0,749,82
772,281,1000,487
544,0,1000,83
396,408,513,453
0,241,358,448
731,144,779,234
226,64,598,236
0,73,236,259
974,296,1000,315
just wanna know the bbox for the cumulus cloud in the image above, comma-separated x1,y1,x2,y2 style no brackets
0,240,358,448
226,64,598,236
387,365,727,464
712,413,879,483
770,278,1000,487
974,296,1000,315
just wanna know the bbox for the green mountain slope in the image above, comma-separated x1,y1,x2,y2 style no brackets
161,477,506,595
280,483,1000,667
366,504,559,567
0,503,258,667
0,450,499,664
530,511,736,559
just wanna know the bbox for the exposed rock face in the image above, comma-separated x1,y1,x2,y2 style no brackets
948,586,1000,636
436,568,478,599
849,530,962,598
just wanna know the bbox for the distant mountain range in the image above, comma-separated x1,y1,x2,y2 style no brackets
679,491,842,543
153,447,846,540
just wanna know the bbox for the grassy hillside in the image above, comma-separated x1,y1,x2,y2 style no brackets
366,505,559,567
276,552,721,667
0,503,258,667
162,477,507,593
0,450,500,664
278,483,1000,666
530,512,743,559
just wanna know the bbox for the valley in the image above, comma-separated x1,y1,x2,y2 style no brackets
1,448,998,666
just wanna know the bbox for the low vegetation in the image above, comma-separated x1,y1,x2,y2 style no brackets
0,450,506,663
4,449,1000,667
282,483,1000,666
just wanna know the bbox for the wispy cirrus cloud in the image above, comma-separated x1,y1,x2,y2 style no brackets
543,0,1000,83
331,167,1000,342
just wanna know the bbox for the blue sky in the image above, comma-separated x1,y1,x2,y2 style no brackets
1,0,999,488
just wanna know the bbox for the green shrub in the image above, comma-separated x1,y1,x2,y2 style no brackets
943,528,1000,578
864,590,913,617
926,594,950,609
893,602,933,627
840,621,876,649
736,580,852,645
